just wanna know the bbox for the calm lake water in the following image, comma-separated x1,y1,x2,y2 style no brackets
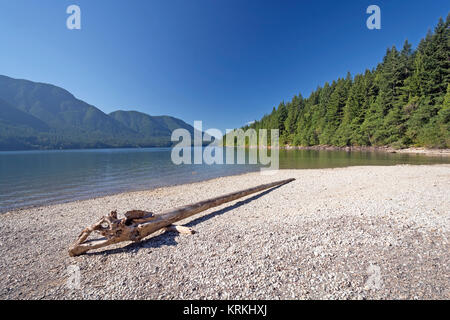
0,147,449,212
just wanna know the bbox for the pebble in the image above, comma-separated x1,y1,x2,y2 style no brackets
0,165,449,299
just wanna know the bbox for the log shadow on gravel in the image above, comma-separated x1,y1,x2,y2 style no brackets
183,184,283,228
84,184,283,256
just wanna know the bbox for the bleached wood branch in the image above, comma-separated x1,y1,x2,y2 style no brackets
68,178,294,256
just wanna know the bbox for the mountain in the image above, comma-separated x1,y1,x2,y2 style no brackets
0,75,194,150
0,97,49,131
0,97,51,150
109,111,195,137
236,15,449,149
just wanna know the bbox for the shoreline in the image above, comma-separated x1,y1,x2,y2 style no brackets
0,164,449,299
282,145,450,156
2,145,450,157
2,160,449,215
245,145,450,157
0,168,261,216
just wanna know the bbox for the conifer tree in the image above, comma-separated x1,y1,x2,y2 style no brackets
245,16,449,148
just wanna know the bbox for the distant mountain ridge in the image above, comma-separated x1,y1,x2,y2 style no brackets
0,75,194,150
109,110,195,137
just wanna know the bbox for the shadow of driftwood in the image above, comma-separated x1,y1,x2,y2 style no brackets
85,184,283,256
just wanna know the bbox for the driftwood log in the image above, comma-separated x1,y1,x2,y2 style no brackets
68,178,295,256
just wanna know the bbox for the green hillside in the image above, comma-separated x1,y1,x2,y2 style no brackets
110,111,194,137
238,15,450,149
0,76,194,150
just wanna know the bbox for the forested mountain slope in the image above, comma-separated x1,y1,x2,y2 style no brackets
242,15,449,148
0,76,194,150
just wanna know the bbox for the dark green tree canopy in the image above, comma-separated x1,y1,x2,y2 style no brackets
245,15,450,149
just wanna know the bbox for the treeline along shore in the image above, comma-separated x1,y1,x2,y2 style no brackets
247,145,450,156
234,15,450,149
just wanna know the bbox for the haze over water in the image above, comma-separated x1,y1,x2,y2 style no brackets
0,147,449,212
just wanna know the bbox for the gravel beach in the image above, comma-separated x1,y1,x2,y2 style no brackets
0,165,449,300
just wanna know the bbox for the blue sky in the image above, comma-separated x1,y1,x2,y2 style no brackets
0,0,448,130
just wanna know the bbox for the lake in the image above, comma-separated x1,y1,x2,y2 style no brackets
0,147,449,212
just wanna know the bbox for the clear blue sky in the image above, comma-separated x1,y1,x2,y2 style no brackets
0,0,448,130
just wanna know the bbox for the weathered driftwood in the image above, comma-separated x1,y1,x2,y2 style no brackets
68,178,295,256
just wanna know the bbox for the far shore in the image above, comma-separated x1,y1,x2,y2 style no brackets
2,145,450,157
241,144,450,157
283,145,450,156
